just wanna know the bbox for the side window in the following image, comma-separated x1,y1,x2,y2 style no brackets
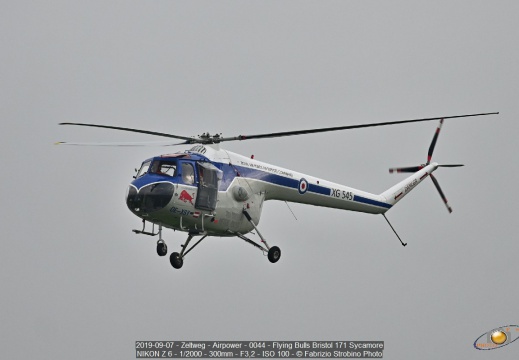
150,161,177,177
182,163,195,185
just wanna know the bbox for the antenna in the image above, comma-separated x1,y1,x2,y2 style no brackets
284,201,298,221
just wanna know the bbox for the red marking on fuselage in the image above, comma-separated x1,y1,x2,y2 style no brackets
394,192,403,200
420,172,429,180
179,190,194,205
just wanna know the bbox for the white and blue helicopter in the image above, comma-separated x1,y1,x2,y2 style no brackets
58,112,497,269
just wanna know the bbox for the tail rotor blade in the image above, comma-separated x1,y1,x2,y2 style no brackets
438,164,464,168
389,166,423,174
427,119,444,163
430,173,452,213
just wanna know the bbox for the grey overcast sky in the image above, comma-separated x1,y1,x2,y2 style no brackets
1,1,517,359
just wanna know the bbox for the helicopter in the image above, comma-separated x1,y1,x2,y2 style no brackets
57,112,498,269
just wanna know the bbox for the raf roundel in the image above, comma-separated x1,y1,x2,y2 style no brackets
298,178,309,194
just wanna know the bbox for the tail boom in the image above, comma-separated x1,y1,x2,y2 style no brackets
380,163,438,208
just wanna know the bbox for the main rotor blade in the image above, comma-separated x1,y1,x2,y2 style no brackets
54,140,185,147
218,112,498,143
430,173,453,213
437,164,464,168
60,112,498,145
59,123,195,143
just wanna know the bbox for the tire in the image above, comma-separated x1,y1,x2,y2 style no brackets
268,246,281,263
170,252,183,269
157,242,167,256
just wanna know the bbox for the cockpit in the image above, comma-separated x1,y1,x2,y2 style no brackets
127,152,223,214
134,158,196,185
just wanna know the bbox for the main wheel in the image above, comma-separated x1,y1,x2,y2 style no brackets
170,252,183,269
157,241,167,256
268,246,281,263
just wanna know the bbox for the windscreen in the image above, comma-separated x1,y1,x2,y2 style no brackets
136,161,151,178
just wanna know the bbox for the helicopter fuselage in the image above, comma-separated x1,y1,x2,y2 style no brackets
126,145,396,237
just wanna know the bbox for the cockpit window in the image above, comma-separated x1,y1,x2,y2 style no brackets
182,163,195,184
151,161,177,177
136,161,151,178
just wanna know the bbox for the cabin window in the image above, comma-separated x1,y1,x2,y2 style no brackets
181,163,195,185
151,161,177,177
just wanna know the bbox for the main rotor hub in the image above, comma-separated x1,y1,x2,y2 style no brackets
197,132,223,144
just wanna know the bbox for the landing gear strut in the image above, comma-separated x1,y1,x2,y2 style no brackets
155,225,168,256
169,232,208,269
132,220,170,257
241,210,281,264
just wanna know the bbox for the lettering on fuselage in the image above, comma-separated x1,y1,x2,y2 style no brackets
404,178,418,193
170,206,191,216
330,188,353,201
238,161,294,178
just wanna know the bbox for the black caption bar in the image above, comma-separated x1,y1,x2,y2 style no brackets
135,341,384,358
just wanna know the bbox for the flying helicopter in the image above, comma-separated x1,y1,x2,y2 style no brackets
57,112,498,269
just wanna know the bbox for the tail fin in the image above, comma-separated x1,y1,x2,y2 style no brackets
382,119,463,212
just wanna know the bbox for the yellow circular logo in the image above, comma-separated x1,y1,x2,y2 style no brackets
491,330,507,345
474,325,519,350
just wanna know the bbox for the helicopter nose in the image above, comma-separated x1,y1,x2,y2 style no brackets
126,182,174,213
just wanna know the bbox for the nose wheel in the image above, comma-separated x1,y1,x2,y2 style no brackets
156,240,167,256
155,225,168,256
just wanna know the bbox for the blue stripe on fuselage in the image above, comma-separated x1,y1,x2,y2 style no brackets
308,183,330,195
212,161,392,209
353,195,392,209
216,163,299,191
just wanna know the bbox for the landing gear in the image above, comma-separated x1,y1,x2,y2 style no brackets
168,233,208,270
170,252,183,269
132,221,170,257
133,216,281,269
240,210,281,264
154,225,169,256
156,240,167,256
132,219,159,236
268,246,281,263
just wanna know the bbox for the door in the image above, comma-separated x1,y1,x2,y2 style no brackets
195,162,223,211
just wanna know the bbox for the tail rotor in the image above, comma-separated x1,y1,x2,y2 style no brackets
389,119,463,213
